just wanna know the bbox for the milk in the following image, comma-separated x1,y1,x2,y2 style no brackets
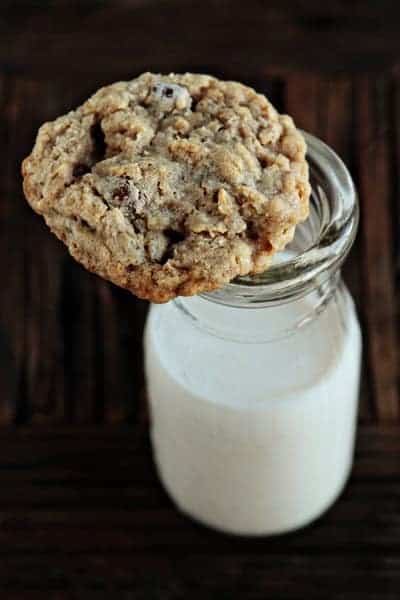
144,285,361,535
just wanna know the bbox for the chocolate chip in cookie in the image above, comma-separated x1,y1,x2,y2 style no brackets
91,122,107,161
151,81,192,111
73,163,90,178
112,181,131,203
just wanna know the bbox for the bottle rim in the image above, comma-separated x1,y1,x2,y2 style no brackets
200,131,359,308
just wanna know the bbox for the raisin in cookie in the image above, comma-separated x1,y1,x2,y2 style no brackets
22,73,310,302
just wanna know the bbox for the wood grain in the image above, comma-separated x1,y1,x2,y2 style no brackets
0,426,398,598
356,76,400,421
392,67,400,341
1,0,400,81
0,77,31,425
284,73,376,422
285,72,321,135
0,73,15,426
320,77,373,421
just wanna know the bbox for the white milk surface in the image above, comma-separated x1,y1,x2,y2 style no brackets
145,289,361,535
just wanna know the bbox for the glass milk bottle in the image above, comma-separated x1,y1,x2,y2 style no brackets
144,133,361,536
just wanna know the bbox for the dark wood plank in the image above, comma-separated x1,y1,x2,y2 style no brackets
1,0,400,82
316,77,352,158
0,553,400,599
284,72,320,135
0,426,398,597
0,73,16,426
0,76,33,425
26,232,66,425
104,288,148,425
63,262,99,424
316,76,373,422
95,279,119,423
356,75,400,421
285,74,374,422
25,250,69,428
0,426,397,545
392,67,400,332
8,79,68,426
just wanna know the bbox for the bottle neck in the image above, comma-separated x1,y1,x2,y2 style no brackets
200,132,358,310
175,271,341,343
173,131,357,343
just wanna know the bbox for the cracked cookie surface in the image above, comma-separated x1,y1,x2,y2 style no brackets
22,72,310,302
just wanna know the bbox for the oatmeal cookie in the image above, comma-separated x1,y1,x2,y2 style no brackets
22,73,310,302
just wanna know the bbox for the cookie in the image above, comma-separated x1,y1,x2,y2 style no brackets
22,73,310,302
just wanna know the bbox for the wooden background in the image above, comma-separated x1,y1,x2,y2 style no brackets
1,1,400,597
